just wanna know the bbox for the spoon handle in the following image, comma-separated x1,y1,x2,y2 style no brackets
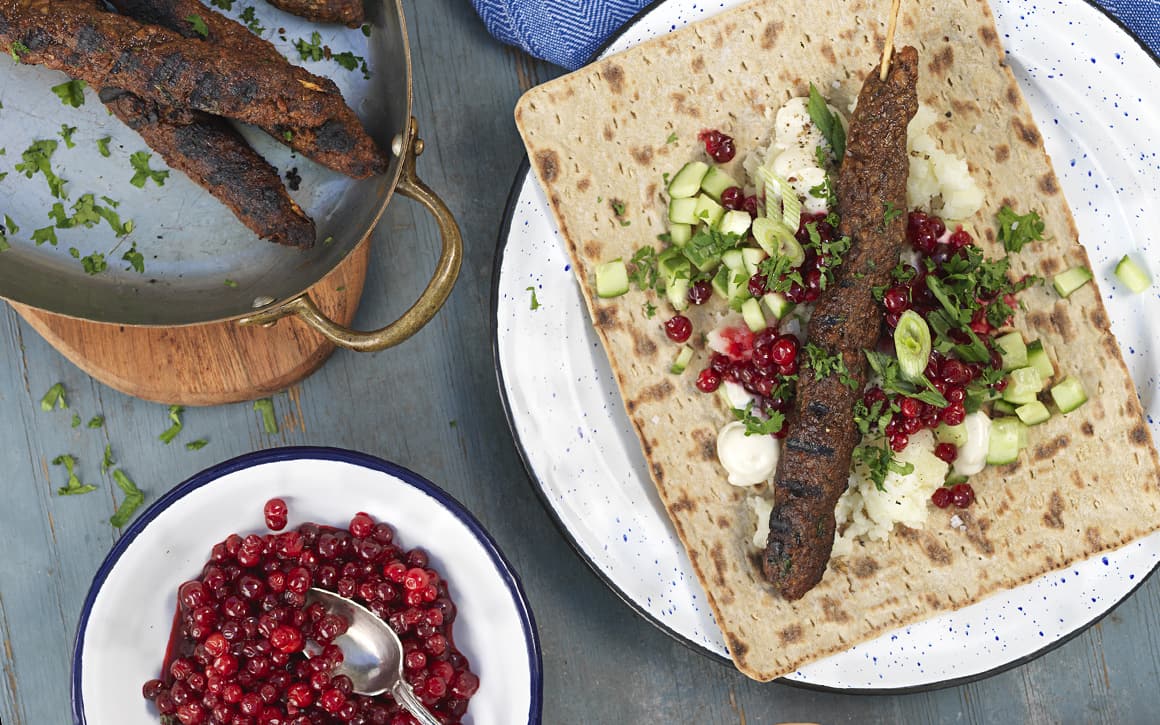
391,680,443,725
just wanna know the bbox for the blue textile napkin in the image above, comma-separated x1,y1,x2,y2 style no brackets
472,0,1159,70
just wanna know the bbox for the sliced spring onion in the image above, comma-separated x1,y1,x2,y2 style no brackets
757,167,801,232
894,310,932,382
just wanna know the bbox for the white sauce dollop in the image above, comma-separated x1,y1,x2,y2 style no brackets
716,422,780,486
767,97,844,214
953,410,992,477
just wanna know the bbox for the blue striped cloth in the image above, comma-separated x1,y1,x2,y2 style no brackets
471,0,1159,70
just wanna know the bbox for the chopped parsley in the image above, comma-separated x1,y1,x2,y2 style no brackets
627,245,659,291
254,398,279,434
643,300,657,319
852,440,914,492
864,349,948,407
122,245,145,273
996,206,1046,252
803,343,859,389
87,415,105,429
9,41,29,62
51,80,87,108
53,454,98,496
71,413,81,428
224,278,238,288
294,32,325,62
129,151,169,188
101,444,115,473
731,400,786,436
158,405,184,444
185,439,209,451
239,7,264,34
361,24,371,37
96,137,112,157
0,215,16,252
611,200,626,217
32,226,58,246
882,201,904,227
81,253,107,275
210,0,234,8
853,397,898,437
109,469,145,528
803,222,851,288
807,82,846,161
666,132,678,144
526,286,541,310
808,170,837,210
15,140,67,199
185,13,210,38
332,51,362,71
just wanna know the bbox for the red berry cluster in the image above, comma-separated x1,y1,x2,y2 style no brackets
694,326,798,438
141,504,478,725
697,129,736,163
931,483,975,509
720,185,759,219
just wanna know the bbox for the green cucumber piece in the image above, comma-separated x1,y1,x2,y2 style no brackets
987,417,1026,465
659,249,692,312
741,297,767,332
742,248,767,276
595,259,629,298
700,166,739,201
670,345,695,374
935,422,968,447
945,473,969,486
994,331,1027,371
719,210,752,237
668,222,693,247
726,269,751,305
693,194,725,229
1001,366,1045,405
894,310,932,382
668,161,709,199
1015,400,1051,426
711,266,731,300
1026,340,1054,381
668,197,699,225
1115,254,1152,293
721,249,746,272
751,217,805,266
992,399,1017,416
763,292,792,320
1052,265,1093,298
1050,376,1088,414
667,279,690,311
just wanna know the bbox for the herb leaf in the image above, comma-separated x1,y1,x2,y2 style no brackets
807,83,846,161
185,439,209,451
864,349,948,407
731,401,786,436
96,137,112,157
996,206,1045,253
159,405,184,444
130,151,169,188
185,13,210,38
294,31,325,62
87,415,105,428
254,398,279,434
804,343,859,389
239,7,264,34
53,454,97,496
40,382,67,411
81,253,107,275
852,440,914,492
109,469,145,527
101,444,115,473
15,140,67,199
122,245,145,273
526,286,541,311
51,80,87,108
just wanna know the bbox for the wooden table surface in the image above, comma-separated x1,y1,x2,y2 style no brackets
2,2,1158,723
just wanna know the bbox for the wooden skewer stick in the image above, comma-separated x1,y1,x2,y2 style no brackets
879,0,903,80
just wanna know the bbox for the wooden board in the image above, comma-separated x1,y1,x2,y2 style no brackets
7,238,370,406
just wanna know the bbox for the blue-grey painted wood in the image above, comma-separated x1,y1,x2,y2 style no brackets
1,1,1157,723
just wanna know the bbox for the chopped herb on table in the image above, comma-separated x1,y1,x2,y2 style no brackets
87,415,105,429
9,41,29,62
185,439,209,451
58,124,78,149
295,32,325,62
666,132,678,144
109,469,145,527
32,226,58,246
224,279,238,288
130,151,169,188
210,0,234,9
96,137,111,157
53,454,97,496
526,286,541,311
254,398,279,434
40,382,67,411
122,245,145,273
159,405,184,444
15,140,67,199
71,413,81,428
51,80,86,108
81,253,107,275
239,7,264,34
101,444,115,473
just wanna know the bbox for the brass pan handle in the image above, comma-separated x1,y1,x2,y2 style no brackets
238,118,462,352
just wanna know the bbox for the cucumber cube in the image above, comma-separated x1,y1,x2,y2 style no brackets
1015,400,1051,426
669,197,699,225
666,278,691,311
1026,340,1054,381
1001,366,1044,405
726,269,751,304
668,161,709,199
700,166,740,201
1050,376,1088,414
742,248,767,276
659,249,691,312
741,297,767,332
721,249,745,272
670,345,695,374
719,210,753,237
994,331,1027,370
668,223,693,247
693,194,725,229
711,266,731,300
763,292,792,320
991,399,1017,416
1115,254,1152,293
987,417,1026,465
595,260,629,298
935,422,968,447
1052,265,1093,298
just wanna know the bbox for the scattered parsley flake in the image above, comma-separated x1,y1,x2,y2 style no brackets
52,454,97,496
996,206,1046,252
185,439,209,451
122,245,145,273
224,278,238,288
333,51,363,71
16,139,67,199
71,412,81,428
361,24,371,37
130,151,169,188
853,440,914,492
87,415,105,429
254,398,278,434
239,7,264,34
32,226,58,246
101,444,115,473
864,349,949,407
882,201,904,227
626,245,659,291
804,343,859,389
210,0,234,8
68,247,80,258
109,469,145,527
731,400,786,436
159,404,184,444
526,286,541,311
185,13,210,38
322,236,334,245
51,80,86,108
282,130,293,142
294,31,325,62
643,300,657,319
611,201,626,217
59,125,77,149
95,137,112,157
665,132,678,144
9,41,29,62
81,252,107,275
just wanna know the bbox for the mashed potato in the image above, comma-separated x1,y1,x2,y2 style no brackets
906,105,984,221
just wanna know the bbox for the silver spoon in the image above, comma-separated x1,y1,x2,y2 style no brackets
305,588,441,725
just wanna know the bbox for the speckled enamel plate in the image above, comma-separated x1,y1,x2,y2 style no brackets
492,0,1160,691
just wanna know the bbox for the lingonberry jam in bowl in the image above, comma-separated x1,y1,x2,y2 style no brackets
72,448,542,725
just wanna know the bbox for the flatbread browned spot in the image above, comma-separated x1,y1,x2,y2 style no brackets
995,499,1010,515
852,557,878,578
1081,421,1095,437
671,493,694,513
1039,172,1060,195
1012,116,1042,147
652,461,665,483
691,54,706,73
631,146,653,166
979,24,998,47
1039,256,1061,276
710,542,728,586
534,149,559,183
1043,491,1066,529
760,20,784,49
577,178,591,193
603,124,614,141
727,633,750,659
821,43,836,65
778,624,802,646
1086,527,1103,549
1006,84,1020,106
594,305,619,331
691,428,718,462
1090,306,1110,331
924,593,943,610
923,534,952,565
928,46,954,76
962,513,996,555
994,144,1010,162
1071,470,1085,489
583,240,603,260
603,63,625,94
633,331,658,358
1049,302,1077,342
670,91,701,118
638,380,673,402
821,596,851,623
1132,425,1149,446
1034,435,1070,461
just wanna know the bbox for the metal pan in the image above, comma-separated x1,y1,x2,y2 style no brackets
0,0,460,351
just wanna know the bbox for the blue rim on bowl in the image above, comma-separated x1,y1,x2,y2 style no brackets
70,446,544,724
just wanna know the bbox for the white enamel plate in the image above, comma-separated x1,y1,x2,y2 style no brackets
493,0,1160,691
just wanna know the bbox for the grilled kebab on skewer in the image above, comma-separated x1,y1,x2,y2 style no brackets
105,0,385,178
762,46,920,600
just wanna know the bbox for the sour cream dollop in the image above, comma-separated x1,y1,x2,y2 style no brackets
716,422,780,486
767,97,844,214
953,411,991,477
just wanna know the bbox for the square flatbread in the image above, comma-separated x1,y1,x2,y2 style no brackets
515,0,1160,681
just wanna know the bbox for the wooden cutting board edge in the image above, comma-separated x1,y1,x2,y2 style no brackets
7,237,371,407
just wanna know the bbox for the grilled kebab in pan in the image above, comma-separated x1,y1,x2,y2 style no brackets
265,0,365,28
762,46,919,600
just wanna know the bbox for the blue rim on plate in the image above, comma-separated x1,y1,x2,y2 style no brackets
70,446,544,724
490,0,1160,695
